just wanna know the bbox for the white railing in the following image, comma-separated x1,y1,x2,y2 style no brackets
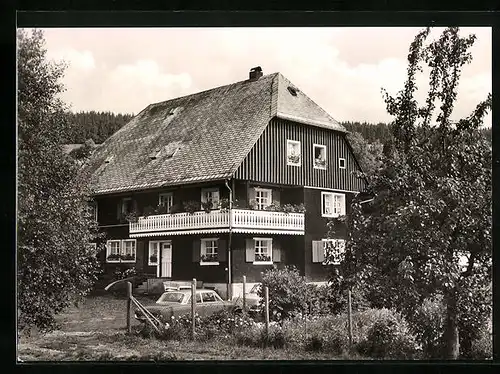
232,209,304,231
130,210,230,233
129,209,305,234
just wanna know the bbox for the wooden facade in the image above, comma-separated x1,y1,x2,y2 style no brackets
234,118,366,192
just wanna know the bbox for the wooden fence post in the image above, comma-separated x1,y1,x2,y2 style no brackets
264,286,269,337
347,288,353,347
242,275,246,311
126,281,132,334
191,278,197,340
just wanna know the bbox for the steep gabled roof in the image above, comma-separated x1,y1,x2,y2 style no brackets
83,72,346,195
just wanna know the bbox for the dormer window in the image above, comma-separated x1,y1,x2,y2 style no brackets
149,149,161,160
313,144,327,169
287,139,301,166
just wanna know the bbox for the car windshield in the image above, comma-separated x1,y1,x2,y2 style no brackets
157,292,185,304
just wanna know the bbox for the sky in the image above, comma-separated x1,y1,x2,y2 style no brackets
40,27,492,126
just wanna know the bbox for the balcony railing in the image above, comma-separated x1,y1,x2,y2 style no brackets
129,209,305,235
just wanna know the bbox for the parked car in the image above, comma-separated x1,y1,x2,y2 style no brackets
233,284,262,317
134,288,241,322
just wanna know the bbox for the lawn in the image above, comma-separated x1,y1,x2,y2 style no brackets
17,295,348,361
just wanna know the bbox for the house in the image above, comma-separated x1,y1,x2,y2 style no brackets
82,67,368,299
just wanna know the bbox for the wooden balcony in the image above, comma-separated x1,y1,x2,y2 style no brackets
129,209,305,237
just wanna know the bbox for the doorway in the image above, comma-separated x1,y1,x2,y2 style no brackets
157,241,172,278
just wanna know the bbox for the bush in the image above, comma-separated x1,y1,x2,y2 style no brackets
356,310,420,359
468,327,492,360
407,296,446,359
258,266,309,321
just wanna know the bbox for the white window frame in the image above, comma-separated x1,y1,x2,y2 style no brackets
120,239,137,263
322,239,346,265
321,192,346,217
253,238,273,265
201,188,220,209
106,240,121,263
120,197,133,215
148,241,160,266
338,157,346,169
286,139,301,166
313,144,327,170
254,187,272,210
200,238,219,266
159,192,174,213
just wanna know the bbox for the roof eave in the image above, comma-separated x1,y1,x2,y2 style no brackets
275,112,347,133
91,173,233,196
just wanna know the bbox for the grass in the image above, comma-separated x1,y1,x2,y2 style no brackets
17,295,351,361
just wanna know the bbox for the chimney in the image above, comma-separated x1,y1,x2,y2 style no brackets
249,66,263,80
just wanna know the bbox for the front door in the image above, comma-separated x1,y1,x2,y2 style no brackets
160,242,172,278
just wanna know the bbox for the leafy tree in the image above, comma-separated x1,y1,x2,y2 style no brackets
332,27,491,359
346,131,384,176
17,29,100,332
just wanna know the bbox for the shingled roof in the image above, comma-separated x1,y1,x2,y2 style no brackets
83,72,346,195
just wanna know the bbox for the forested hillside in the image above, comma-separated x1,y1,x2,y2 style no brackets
63,111,134,144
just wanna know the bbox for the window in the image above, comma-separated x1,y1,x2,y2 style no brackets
106,240,121,262
200,238,219,265
159,192,174,213
322,239,346,265
312,239,346,265
148,241,160,266
202,292,218,303
338,158,346,169
119,197,134,217
254,188,272,210
106,239,137,263
313,144,327,169
321,192,345,217
121,239,136,262
287,139,301,166
254,238,273,264
201,188,220,209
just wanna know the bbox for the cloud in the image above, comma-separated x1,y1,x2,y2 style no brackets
42,27,491,125
47,48,95,71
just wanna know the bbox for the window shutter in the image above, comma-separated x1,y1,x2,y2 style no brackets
312,241,323,263
248,187,256,207
245,239,255,262
273,189,280,205
272,239,281,262
192,240,201,262
318,242,326,263
218,239,227,262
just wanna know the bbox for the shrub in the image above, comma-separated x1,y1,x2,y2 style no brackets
407,296,446,359
356,310,420,359
468,327,492,360
258,266,309,321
